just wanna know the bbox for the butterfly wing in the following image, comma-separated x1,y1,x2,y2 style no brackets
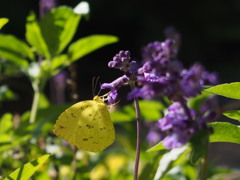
53,101,87,145
74,100,115,152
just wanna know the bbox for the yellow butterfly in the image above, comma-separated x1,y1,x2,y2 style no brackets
53,95,115,152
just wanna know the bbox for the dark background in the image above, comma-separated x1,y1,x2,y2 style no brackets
1,0,240,169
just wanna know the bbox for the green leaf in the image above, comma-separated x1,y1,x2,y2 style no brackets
147,142,166,152
205,82,240,100
40,6,81,56
49,54,69,75
68,35,118,61
209,122,240,144
189,130,209,164
0,18,9,29
139,153,165,180
0,113,13,134
3,154,51,180
139,100,164,121
111,103,136,122
0,34,34,69
223,110,240,122
111,100,164,123
0,85,17,101
26,12,50,58
153,146,188,179
188,92,212,112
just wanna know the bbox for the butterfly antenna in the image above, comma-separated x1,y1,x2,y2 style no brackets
92,76,100,97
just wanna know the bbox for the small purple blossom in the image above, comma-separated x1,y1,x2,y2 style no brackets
180,70,202,97
157,102,198,149
108,50,136,73
101,51,136,104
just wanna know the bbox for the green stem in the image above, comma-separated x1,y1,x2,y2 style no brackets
30,81,40,124
133,97,141,180
30,90,40,123
200,144,209,180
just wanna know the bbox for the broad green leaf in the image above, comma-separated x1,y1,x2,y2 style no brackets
188,92,212,112
0,113,13,136
209,122,240,144
39,93,50,109
26,12,50,58
0,18,9,29
40,6,81,56
0,85,17,101
139,100,164,121
4,154,51,180
111,100,164,123
153,146,188,179
205,82,240,100
111,104,136,122
0,34,34,69
223,110,240,122
139,153,165,180
189,130,209,164
147,142,166,152
51,54,70,71
68,35,118,61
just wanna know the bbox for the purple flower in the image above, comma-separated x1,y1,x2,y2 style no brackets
157,102,197,149
101,51,136,104
162,130,188,149
181,70,202,97
108,50,136,73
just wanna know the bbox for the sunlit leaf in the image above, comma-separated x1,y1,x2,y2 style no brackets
26,12,50,58
0,113,13,134
49,54,69,75
3,154,51,180
68,35,118,61
205,82,240,100
0,18,9,29
0,34,34,69
111,104,136,122
189,130,209,164
188,92,212,112
139,153,165,180
147,142,166,152
223,110,240,122
209,122,240,144
40,6,81,56
153,146,188,179
111,100,164,123
139,100,164,121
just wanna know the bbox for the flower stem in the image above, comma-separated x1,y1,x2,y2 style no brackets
133,97,141,180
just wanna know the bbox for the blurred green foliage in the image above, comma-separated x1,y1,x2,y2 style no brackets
1,3,240,180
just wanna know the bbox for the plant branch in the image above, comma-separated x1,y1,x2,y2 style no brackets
200,144,209,180
30,87,40,123
133,97,141,180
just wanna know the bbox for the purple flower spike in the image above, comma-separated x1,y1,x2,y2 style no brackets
108,50,135,72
